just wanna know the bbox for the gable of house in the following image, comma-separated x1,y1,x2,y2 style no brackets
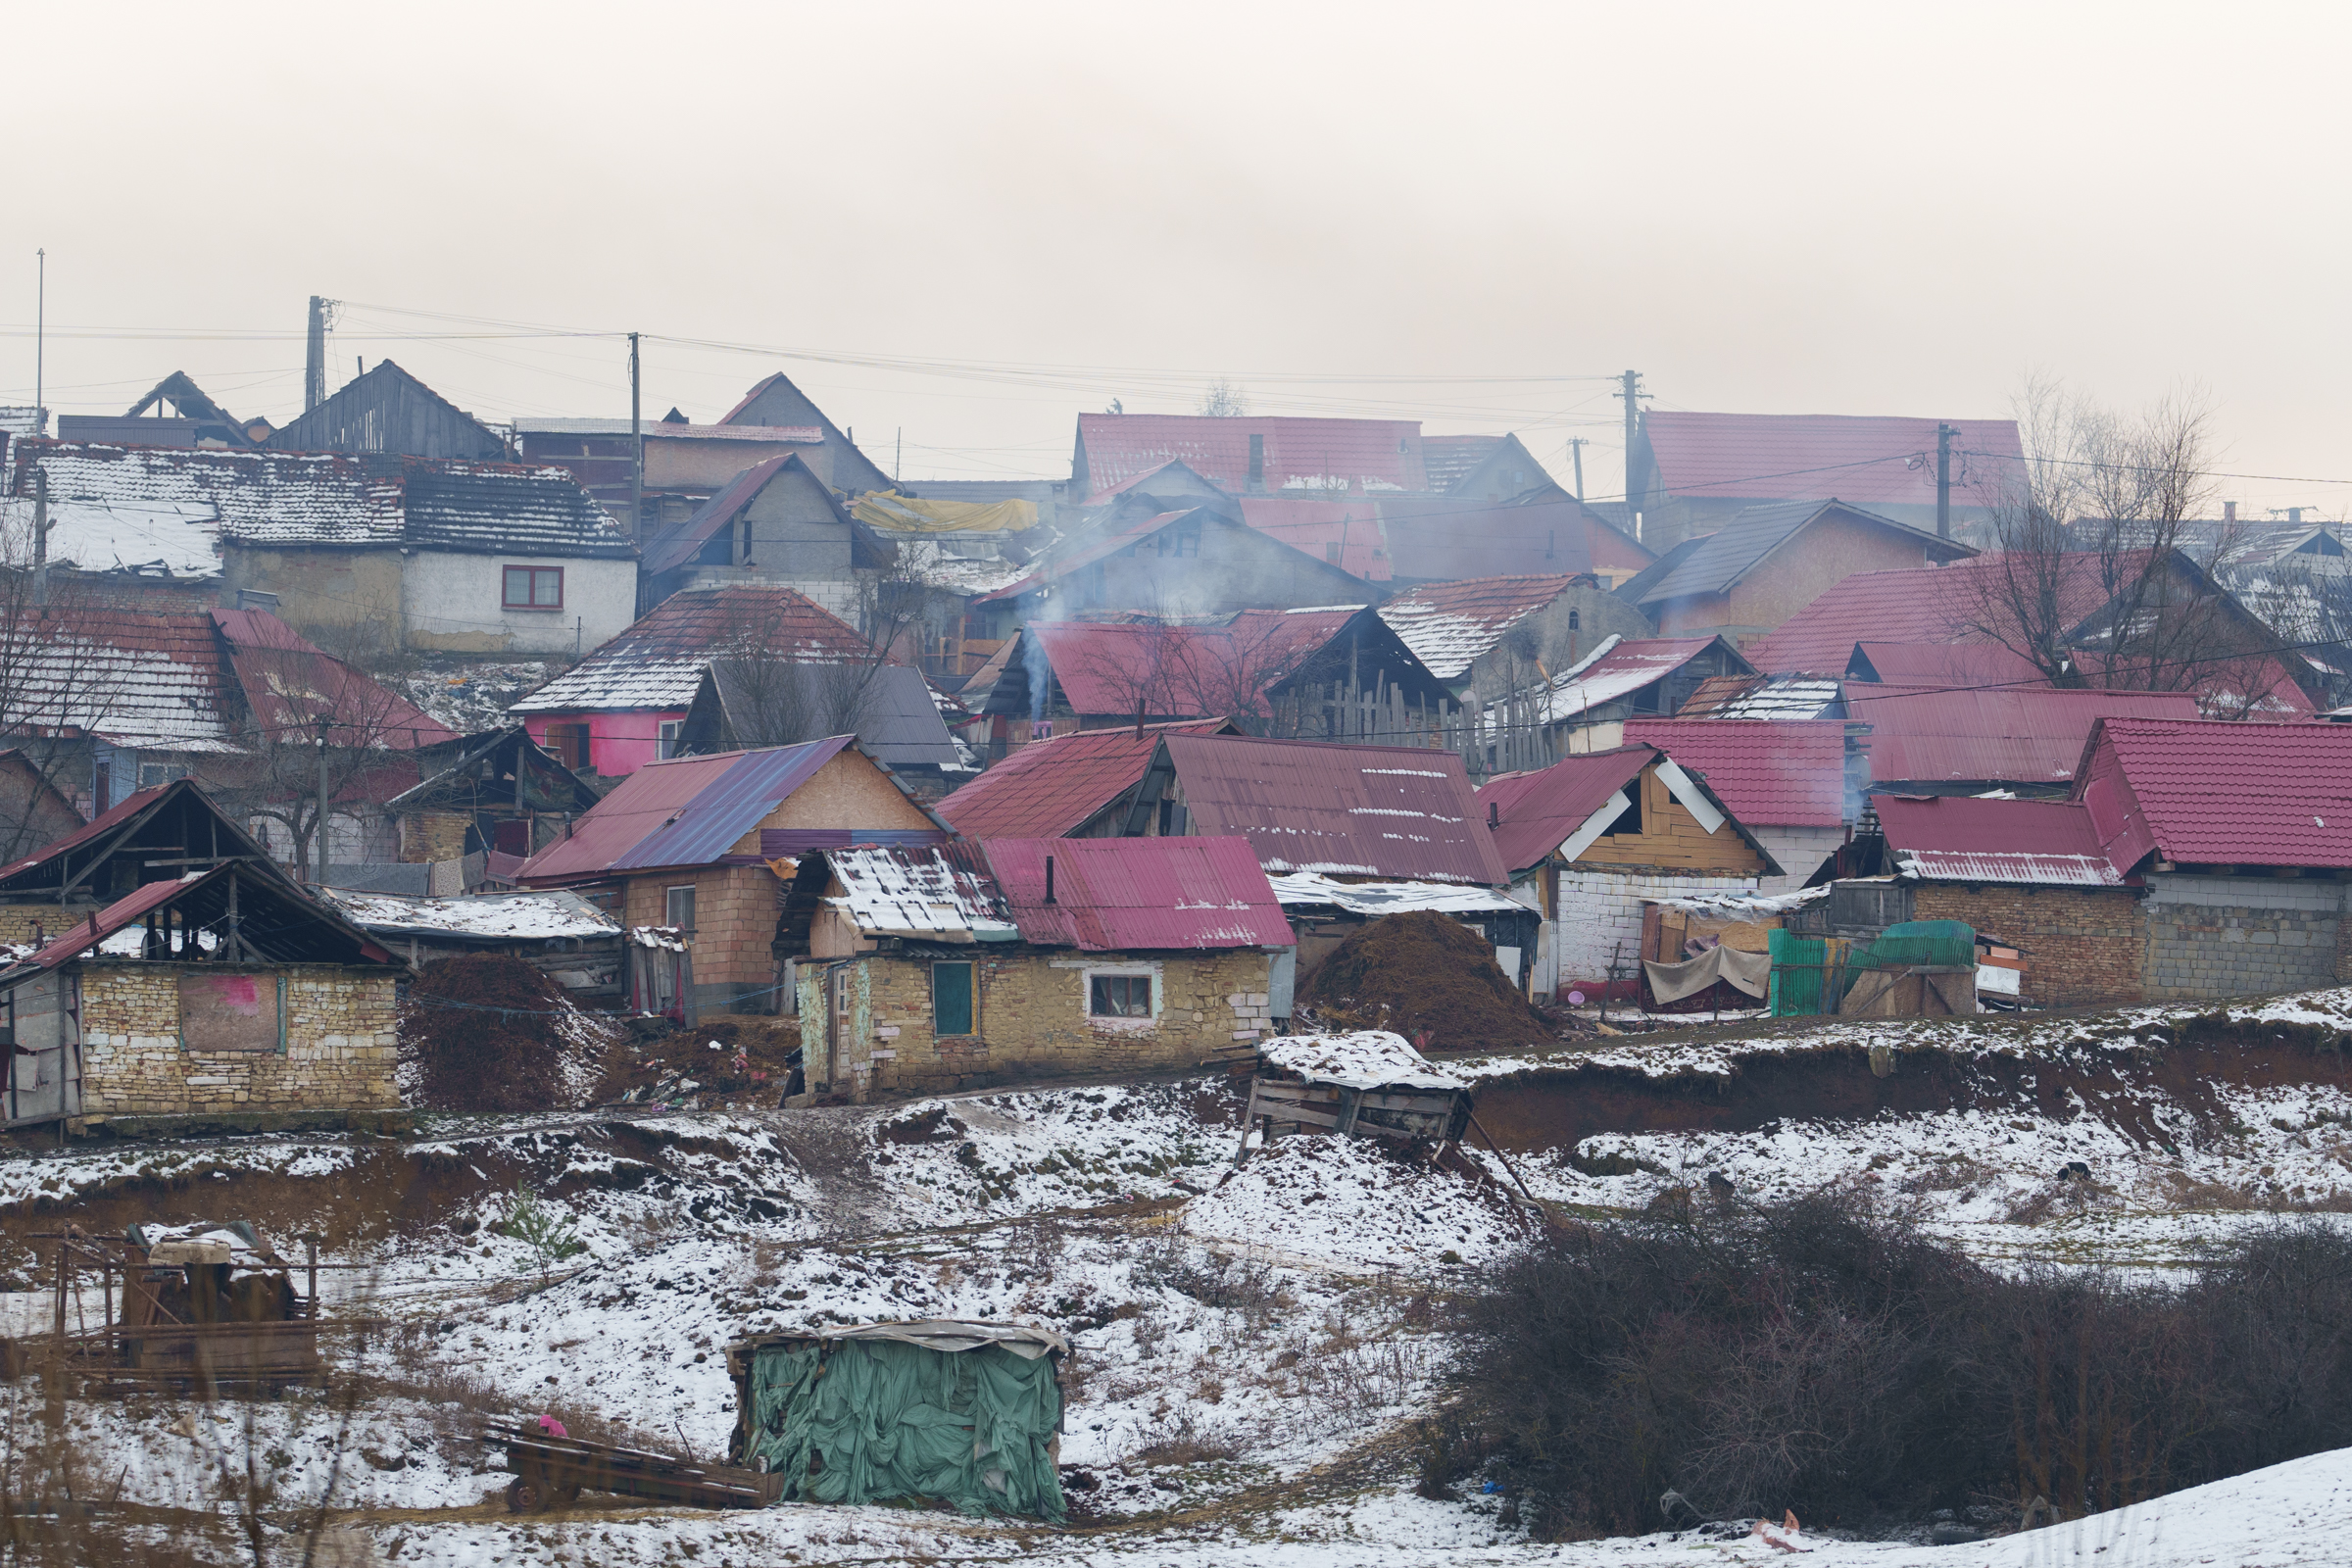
267,361,507,461
720,372,892,495
1072,415,1428,501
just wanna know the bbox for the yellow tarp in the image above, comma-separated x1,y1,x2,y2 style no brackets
852,491,1039,534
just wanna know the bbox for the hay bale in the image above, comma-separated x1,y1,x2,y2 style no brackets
1297,910,1551,1051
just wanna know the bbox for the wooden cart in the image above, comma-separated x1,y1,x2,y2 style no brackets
482,1422,785,1512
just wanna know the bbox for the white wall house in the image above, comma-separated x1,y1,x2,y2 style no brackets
403,551,638,656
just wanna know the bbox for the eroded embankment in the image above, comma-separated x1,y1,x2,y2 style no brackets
1470,1011,2352,1157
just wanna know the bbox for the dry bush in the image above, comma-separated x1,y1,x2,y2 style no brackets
1130,1413,1240,1468
1449,1193,2352,1540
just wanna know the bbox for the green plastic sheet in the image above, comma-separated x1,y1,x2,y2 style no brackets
744,1338,1065,1520
1848,919,1976,974
1767,928,1829,1017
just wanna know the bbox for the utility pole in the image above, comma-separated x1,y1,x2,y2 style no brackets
304,296,332,413
33,249,43,436
895,427,902,486
315,717,331,887
31,470,48,610
1566,437,1589,501
1935,421,1955,539
1616,370,1644,511
629,332,643,542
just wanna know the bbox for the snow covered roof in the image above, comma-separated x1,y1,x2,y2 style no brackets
318,887,620,942
1678,672,1846,720
1540,635,1733,723
7,442,627,560
1376,574,1582,679
1257,1030,1466,1092
510,587,873,715
1266,871,1527,916
820,846,1018,943
0,494,220,578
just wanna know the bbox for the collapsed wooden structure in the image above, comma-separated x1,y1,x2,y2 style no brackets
1237,1031,1474,1154
483,1422,783,1513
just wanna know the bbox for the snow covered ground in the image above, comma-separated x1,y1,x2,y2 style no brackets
2,997,2351,1563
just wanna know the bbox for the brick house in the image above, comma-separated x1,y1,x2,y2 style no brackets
0,858,402,1131
1872,792,2147,1009
777,836,1291,1099
1611,499,1975,650
1479,745,1780,998
515,736,950,1019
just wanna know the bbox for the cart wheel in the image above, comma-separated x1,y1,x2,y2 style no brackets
505,1477,547,1514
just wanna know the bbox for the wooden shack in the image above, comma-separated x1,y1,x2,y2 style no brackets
1237,1031,1473,1158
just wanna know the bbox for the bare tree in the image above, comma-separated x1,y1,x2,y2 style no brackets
1955,379,2296,712
1196,379,1251,418
702,563,947,750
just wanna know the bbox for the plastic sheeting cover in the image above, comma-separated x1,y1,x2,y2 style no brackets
1644,943,1771,1004
852,491,1039,534
744,1337,1065,1519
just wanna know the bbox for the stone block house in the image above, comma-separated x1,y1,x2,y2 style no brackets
1478,744,1781,999
0,858,402,1130
515,736,951,1019
777,836,1293,1099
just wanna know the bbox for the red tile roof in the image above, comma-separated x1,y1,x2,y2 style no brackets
1475,748,1650,874
2076,717,2352,870
1872,793,2127,887
1643,413,2024,508
933,720,1233,839
1844,686,2201,785
981,836,1294,952
1162,733,1506,884
1621,717,1848,827
1075,415,1427,501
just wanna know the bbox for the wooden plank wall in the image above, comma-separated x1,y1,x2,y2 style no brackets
1572,764,1763,874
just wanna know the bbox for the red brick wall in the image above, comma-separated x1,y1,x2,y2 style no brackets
626,864,784,1010
1911,884,2146,1008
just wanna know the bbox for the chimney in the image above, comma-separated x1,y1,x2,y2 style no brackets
1488,801,1499,830
2225,501,2237,524
1044,855,1056,905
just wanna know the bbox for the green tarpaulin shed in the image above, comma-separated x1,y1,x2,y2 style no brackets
725,1319,1068,1520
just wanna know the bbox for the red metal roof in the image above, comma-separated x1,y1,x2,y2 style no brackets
1162,734,1506,885
1643,413,2024,507
1235,498,1392,580
1844,686,2201,785
517,738,873,882
2075,718,2352,870
1075,415,1427,501
1847,641,2051,688
974,510,1194,604
1475,748,1650,875
980,836,1294,952
0,783,168,885
1872,793,2126,887
1742,556,2129,674
1621,718,1848,827
934,720,1233,839
13,861,396,972
1022,611,1370,719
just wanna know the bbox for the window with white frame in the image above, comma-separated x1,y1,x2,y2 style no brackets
502,565,564,611
658,719,684,760
665,885,697,931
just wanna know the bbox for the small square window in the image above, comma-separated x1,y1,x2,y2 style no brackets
1089,974,1152,1018
503,566,564,610
665,886,696,931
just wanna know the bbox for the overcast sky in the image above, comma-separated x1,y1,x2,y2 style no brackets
6,2,2347,514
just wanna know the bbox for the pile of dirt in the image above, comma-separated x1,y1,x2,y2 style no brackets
598,1013,805,1105
1297,910,1552,1051
401,955,612,1112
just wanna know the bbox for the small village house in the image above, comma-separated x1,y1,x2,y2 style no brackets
934,720,1241,840
1524,635,1754,764
1626,412,2025,553
1870,792,2146,1009
1478,744,1781,999
320,886,624,1005
264,361,510,461
3,440,637,655
0,858,402,1131
515,736,950,1018
1610,499,1975,649
637,454,901,618
673,662,966,799
1378,574,1661,711
777,836,1292,1099
377,725,605,864
507,587,878,779
1620,717,1853,892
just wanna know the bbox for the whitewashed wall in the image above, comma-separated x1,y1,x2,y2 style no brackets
1553,868,1761,989
401,553,637,655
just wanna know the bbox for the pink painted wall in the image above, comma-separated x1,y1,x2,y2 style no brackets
530,710,687,778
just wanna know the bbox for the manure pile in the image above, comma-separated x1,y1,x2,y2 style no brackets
1297,909,1551,1050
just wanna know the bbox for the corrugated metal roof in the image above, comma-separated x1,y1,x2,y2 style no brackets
981,836,1293,951
1620,499,1966,607
1643,413,2025,507
1541,636,1729,722
823,846,1016,942
1743,557,2123,673
211,610,455,750
1076,414,1428,500
1678,672,1845,719
1378,574,1581,679
516,738,853,881
8,862,395,973
1846,686,2201,784
1235,498,1392,581
1020,610,1370,719
934,720,1231,839
1873,793,2125,886
1846,641,2051,688
2080,718,2352,869
1622,718,1849,827
1474,748,1650,874
1166,734,1506,884
0,783,169,885
1265,871,1528,916
510,588,872,714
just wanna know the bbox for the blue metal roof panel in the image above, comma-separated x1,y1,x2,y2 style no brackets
611,736,855,871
